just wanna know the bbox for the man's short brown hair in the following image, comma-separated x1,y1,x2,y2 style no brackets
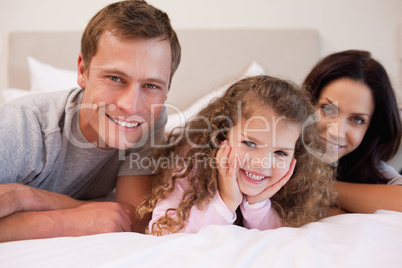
80,0,181,87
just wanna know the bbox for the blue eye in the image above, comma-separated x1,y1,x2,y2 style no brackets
351,116,365,125
145,84,157,89
243,140,256,148
321,104,333,114
109,76,122,82
274,150,288,157
320,104,339,119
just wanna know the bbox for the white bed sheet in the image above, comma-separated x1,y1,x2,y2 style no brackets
1,210,401,268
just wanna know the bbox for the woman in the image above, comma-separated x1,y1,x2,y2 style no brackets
303,50,402,215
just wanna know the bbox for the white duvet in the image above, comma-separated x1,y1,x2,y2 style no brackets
1,210,401,268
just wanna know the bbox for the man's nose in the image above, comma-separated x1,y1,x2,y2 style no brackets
115,85,144,114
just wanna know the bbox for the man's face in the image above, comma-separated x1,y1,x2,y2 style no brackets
77,31,172,150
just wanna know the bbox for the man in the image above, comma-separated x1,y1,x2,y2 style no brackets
0,0,181,241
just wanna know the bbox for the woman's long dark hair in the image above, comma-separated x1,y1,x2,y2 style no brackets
303,50,401,184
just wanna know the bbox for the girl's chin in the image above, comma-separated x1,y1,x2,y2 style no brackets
239,185,265,198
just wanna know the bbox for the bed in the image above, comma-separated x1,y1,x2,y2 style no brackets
1,29,402,267
0,210,400,268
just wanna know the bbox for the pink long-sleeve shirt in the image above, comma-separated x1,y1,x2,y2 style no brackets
149,177,283,234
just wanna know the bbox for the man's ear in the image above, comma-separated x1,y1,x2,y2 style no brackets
77,53,86,89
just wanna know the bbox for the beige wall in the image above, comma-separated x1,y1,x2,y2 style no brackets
1,0,402,101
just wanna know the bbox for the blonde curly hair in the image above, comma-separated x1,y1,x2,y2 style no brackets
138,75,336,235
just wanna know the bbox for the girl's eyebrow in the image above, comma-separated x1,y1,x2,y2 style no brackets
241,133,264,145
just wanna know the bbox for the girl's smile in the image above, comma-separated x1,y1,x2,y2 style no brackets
242,169,269,183
227,107,300,197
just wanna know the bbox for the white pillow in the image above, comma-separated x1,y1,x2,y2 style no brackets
165,61,265,132
28,56,78,93
1,88,39,103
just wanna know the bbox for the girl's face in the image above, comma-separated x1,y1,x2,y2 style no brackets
316,78,375,163
227,107,300,197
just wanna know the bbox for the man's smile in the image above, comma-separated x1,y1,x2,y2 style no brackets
107,115,141,128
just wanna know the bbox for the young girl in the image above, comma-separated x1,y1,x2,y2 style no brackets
303,50,402,214
138,75,336,235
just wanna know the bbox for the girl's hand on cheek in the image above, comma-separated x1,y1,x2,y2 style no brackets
246,158,296,205
217,140,243,213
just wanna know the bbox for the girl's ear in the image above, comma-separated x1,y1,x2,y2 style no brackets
77,53,86,89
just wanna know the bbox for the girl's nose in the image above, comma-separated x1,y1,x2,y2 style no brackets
250,150,274,175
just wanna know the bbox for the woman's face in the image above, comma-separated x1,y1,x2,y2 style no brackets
316,78,375,163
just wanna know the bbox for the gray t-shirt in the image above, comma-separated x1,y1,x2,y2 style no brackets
0,88,166,200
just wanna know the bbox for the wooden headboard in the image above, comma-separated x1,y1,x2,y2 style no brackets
7,29,319,110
